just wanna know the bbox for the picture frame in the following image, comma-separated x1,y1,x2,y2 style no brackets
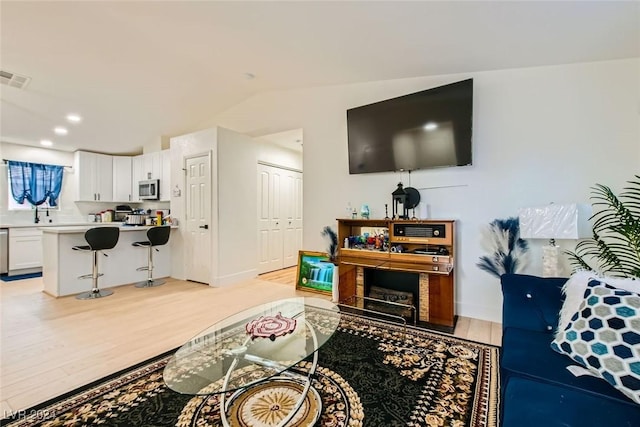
295,250,336,296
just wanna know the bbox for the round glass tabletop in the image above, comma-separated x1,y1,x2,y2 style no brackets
163,297,341,395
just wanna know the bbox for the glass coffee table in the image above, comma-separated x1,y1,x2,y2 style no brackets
164,297,341,427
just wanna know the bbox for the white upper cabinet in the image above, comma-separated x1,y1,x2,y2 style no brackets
132,155,143,202
75,151,113,202
112,156,133,202
76,150,168,203
142,152,162,181
132,151,168,202
160,149,170,201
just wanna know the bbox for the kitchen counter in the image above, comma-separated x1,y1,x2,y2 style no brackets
0,222,97,228
41,224,177,234
41,225,177,297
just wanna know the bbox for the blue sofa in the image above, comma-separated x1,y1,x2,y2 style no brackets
500,274,640,427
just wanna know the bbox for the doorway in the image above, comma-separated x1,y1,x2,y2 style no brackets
257,163,303,274
184,153,212,284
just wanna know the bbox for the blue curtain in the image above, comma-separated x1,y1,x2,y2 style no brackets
8,161,64,206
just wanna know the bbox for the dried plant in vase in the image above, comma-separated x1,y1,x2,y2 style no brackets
321,226,338,264
477,217,529,278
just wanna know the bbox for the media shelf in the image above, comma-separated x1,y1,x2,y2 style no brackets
337,218,456,330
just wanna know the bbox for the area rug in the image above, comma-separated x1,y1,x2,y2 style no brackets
0,272,42,282
1,313,499,427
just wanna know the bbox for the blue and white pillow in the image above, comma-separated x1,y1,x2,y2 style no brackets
551,279,640,405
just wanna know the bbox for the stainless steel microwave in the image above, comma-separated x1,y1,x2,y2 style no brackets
139,179,159,200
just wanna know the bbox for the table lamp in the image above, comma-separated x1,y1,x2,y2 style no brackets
518,203,591,277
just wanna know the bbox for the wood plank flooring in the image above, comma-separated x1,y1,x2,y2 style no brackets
0,267,501,415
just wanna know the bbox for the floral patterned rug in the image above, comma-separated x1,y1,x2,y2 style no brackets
1,313,499,427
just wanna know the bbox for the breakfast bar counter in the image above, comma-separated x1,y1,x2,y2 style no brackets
42,225,177,297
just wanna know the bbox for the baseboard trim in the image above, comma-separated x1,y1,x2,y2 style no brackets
456,301,502,323
214,269,258,287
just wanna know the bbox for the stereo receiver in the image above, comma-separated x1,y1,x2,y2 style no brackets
390,222,452,245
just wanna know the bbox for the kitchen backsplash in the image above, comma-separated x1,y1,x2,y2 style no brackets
1,201,170,225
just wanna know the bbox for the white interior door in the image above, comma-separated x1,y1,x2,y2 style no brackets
293,172,303,259
283,171,303,268
257,168,271,274
257,164,303,274
186,154,211,283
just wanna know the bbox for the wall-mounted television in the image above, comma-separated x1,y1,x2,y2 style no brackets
347,79,473,174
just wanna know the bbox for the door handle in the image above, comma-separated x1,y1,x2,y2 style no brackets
199,225,209,229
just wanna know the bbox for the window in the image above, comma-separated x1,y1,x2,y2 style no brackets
6,161,64,210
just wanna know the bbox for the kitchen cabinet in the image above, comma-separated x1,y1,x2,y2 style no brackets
160,149,170,201
8,227,43,274
75,151,113,202
132,151,166,202
113,156,133,202
139,152,162,181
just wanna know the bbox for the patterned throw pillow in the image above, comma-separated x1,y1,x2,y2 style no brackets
551,279,640,405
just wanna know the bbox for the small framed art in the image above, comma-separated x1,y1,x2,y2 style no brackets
295,250,336,295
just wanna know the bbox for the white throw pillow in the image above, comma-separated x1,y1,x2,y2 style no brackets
556,270,640,338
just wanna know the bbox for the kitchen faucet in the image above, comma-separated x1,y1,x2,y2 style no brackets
34,205,40,224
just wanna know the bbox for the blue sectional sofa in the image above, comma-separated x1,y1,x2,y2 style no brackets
500,274,640,427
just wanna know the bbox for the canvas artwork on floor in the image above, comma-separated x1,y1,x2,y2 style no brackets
295,251,335,295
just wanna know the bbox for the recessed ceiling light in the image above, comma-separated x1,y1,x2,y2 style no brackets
40,139,53,146
423,122,438,131
54,126,68,135
66,114,82,123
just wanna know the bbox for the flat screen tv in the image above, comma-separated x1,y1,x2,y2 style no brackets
347,79,473,174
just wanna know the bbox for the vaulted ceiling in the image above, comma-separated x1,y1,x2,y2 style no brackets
1,1,638,155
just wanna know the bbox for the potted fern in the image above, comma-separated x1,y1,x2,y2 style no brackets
566,175,640,278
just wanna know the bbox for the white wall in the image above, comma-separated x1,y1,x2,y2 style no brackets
255,142,303,171
169,126,298,285
217,127,259,284
209,58,640,322
169,128,219,282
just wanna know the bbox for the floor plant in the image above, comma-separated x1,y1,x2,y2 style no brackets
566,175,640,278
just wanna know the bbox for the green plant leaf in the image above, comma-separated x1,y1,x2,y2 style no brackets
567,175,640,278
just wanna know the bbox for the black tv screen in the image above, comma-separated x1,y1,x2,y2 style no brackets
347,79,473,174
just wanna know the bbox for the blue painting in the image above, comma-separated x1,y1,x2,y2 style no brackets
296,251,335,295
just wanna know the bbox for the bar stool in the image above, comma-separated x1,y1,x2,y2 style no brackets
73,226,120,300
132,226,171,288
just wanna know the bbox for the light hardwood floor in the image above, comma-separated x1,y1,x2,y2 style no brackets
0,267,501,415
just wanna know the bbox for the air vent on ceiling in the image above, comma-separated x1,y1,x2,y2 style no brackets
0,70,31,89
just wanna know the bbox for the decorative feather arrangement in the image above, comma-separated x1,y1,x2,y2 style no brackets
321,226,338,263
477,217,529,278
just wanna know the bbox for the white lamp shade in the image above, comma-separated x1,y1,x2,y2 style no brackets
518,203,592,240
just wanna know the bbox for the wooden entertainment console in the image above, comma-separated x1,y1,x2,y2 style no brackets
337,219,456,331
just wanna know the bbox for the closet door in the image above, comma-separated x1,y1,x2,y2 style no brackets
257,164,303,274
283,170,303,268
257,164,284,273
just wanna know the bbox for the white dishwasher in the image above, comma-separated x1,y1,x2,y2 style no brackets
1,229,8,274
7,227,43,275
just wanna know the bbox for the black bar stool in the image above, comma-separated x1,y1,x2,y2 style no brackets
132,226,171,288
73,226,120,300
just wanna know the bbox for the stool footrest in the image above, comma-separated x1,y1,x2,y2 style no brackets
78,273,104,279
136,266,150,272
